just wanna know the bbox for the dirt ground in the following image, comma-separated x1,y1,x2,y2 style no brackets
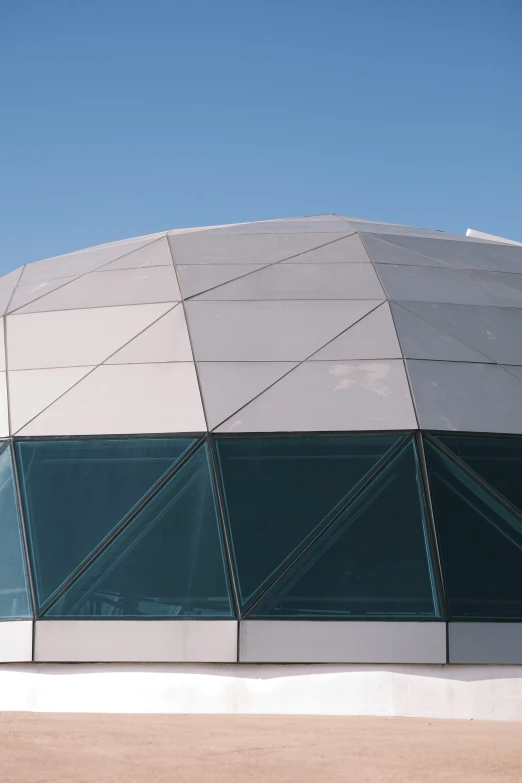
0,713,521,783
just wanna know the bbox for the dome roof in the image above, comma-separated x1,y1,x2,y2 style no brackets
2,214,522,436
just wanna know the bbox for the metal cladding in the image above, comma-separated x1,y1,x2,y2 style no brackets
1,214,521,436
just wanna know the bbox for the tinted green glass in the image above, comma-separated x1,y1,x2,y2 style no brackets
44,443,233,618
0,445,31,618
248,440,438,619
425,439,522,619
215,434,403,610
16,437,196,608
434,433,522,513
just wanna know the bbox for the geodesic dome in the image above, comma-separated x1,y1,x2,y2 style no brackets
1,214,522,666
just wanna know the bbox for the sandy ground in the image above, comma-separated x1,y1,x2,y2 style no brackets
0,713,521,783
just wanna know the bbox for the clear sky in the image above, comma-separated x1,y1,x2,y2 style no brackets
1,0,521,272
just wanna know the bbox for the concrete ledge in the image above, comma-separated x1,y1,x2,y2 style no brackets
449,623,522,664
0,663,521,720
0,621,32,663
34,620,238,663
239,621,447,663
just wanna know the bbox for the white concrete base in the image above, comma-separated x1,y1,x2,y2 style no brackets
0,663,522,721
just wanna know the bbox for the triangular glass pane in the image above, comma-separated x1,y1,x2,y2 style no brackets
215,434,404,610
424,438,522,619
16,437,196,609
432,433,522,513
44,443,233,618
248,441,439,619
0,445,32,618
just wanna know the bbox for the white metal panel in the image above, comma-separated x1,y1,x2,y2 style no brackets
239,621,446,664
18,362,206,436
0,621,33,663
449,623,522,664
466,228,522,246
34,621,238,663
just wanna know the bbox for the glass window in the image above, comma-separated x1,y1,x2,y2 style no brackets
44,443,233,618
433,433,522,513
215,434,403,610
424,438,522,620
246,439,439,619
16,437,196,609
0,445,32,618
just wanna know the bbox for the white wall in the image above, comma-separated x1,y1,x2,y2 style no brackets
1,663,522,721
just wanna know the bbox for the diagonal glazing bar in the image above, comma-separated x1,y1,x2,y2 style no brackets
425,433,522,529
243,434,410,617
35,434,207,617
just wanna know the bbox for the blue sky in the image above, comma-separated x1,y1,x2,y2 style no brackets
1,0,521,271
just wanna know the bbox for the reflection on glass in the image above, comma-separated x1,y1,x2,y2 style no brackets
216,434,403,610
44,443,233,618
434,433,522,513
247,440,439,619
16,437,196,608
0,445,31,618
425,438,522,620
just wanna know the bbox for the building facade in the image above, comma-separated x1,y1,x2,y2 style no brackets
1,215,521,716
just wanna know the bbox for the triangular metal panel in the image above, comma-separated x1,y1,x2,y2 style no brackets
8,276,79,314
17,363,206,436
184,299,384,361
399,301,522,364
9,367,94,433
391,302,492,362
282,233,368,263
362,233,446,267
216,359,417,432
7,303,174,369
0,267,24,316
177,263,268,299
192,262,384,301
168,231,350,265
311,303,401,360
106,305,193,364
19,237,161,286
99,236,173,271
197,361,299,430
14,266,181,314
406,360,522,434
